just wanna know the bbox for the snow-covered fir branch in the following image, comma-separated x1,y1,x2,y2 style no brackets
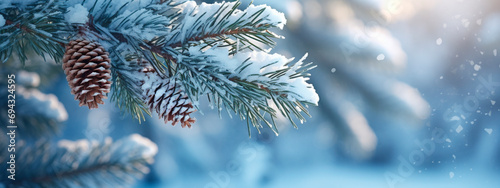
176,46,318,134
0,0,68,64
0,0,319,135
0,134,157,187
0,70,67,138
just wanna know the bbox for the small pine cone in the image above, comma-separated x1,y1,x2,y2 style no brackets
62,39,112,109
142,75,196,128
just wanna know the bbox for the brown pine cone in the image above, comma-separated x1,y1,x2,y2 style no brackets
62,39,112,109
141,72,196,128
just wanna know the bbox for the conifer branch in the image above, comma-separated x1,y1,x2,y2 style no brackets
170,27,253,48
0,68,67,139
1,134,157,187
0,0,319,135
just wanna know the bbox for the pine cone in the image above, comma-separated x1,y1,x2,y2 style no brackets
62,39,112,109
141,71,196,128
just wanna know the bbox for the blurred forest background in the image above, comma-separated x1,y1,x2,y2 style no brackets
3,0,500,187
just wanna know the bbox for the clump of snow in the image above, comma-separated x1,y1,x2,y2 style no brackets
180,0,197,14
248,4,287,29
119,134,159,158
58,138,93,153
18,87,68,122
0,14,5,27
58,134,157,163
65,4,89,24
17,71,40,87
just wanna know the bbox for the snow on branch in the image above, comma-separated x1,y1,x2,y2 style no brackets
65,4,89,24
108,8,171,41
0,0,319,135
0,0,69,64
0,71,67,138
164,1,286,52
175,45,318,135
0,134,157,187
186,46,318,105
